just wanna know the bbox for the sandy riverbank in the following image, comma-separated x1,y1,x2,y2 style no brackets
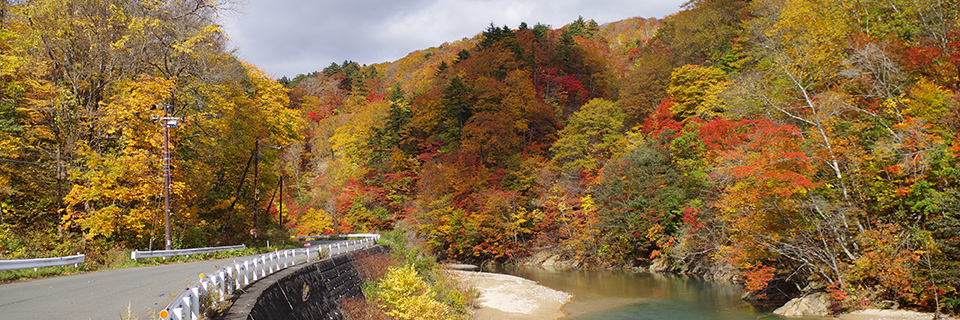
447,269,572,320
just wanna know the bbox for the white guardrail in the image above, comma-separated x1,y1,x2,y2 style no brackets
0,253,85,271
293,233,381,241
156,234,380,320
131,245,247,260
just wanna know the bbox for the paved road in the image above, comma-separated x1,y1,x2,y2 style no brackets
0,239,365,320
0,257,250,320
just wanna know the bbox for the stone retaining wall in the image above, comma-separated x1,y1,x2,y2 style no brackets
223,246,388,320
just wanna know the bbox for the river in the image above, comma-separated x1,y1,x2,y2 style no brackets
496,267,807,320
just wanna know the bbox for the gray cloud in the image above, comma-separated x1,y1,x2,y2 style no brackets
220,0,686,78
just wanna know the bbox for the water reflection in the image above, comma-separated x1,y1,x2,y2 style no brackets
494,267,789,320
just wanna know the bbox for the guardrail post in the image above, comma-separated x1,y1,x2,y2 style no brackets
217,271,226,300
243,261,250,285
209,277,216,298
252,259,259,281
180,296,191,319
200,274,208,292
226,265,233,292
224,260,233,293
253,256,259,278
259,256,267,277
265,254,272,274
190,287,200,320
264,254,269,274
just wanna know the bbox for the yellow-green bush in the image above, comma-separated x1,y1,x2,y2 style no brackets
372,264,450,320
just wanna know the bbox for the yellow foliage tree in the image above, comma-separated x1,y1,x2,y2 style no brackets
667,64,729,120
61,75,178,241
293,208,333,236
373,264,450,320
327,99,390,179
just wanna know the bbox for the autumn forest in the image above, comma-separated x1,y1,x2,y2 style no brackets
1,0,959,314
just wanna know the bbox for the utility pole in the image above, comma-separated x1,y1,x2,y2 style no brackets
154,104,181,250
279,174,284,226
253,141,281,238
252,140,259,239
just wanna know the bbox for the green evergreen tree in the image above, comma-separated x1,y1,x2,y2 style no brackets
367,102,412,169
532,23,549,41
438,77,475,148
454,49,471,64
567,16,599,39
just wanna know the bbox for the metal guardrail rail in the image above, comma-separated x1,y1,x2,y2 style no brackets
0,254,85,271
131,245,247,260
293,233,380,241
156,234,380,320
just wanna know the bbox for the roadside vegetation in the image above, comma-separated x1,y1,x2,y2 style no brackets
341,228,475,320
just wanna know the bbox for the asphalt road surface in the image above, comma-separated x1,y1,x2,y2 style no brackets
0,257,246,320
0,239,364,320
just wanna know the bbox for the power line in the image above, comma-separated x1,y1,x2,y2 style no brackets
1,99,160,117
0,157,162,172
0,151,164,163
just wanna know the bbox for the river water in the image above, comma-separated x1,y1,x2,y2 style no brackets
497,267,797,320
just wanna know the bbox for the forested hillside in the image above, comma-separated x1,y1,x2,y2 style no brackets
0,0,302,253
285,0,960,314
2,0,959,314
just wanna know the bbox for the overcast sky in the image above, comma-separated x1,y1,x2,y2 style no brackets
219,0,688,79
